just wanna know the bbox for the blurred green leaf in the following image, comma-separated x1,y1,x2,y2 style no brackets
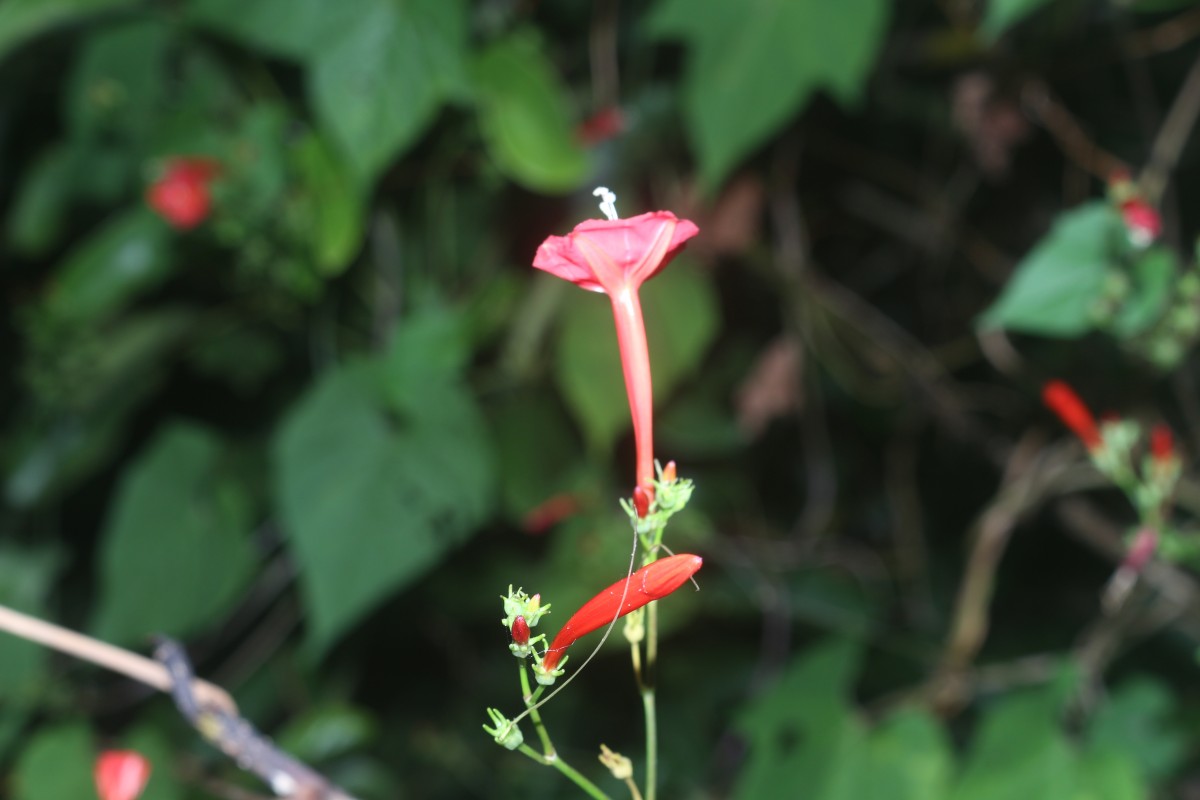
0,0,136,63
1110,247,1176,338
732,639,867,798
555,263,719,454
5,145,75,256
310,0,469,185
1074,748,1145,800
1087,676,1187,782
45,209,172,324
293,131,365,275
276,704,377,763
950,673,1079,800
125,725,184,800
274,308,493,654
65,18,172,142
977,202,1126,337
982,0,1052,38
473,32,591,193
0,544,61,702
861,709,953,800
92,423,257,642
187,0,368,60
648,0,889,189
488,388,581,519
11,722,93,800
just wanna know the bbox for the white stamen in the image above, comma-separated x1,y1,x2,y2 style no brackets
593,186,619,221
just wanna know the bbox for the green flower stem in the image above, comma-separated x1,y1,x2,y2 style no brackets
519,665,554,757
643,599,659,800
515,744,612,800
516,665,611,799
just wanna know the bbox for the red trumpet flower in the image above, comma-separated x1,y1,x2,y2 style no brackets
539,554,702,673
533,189,699,495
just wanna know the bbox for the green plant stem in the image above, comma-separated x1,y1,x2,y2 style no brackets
643,599,659,800
519,665,554,756
516,744,612,800
517,664,611,799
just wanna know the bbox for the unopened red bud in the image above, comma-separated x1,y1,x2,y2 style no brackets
632,486,651,518
1151,423,1174,464
511,615,530,646
1042,380,1102,450
662,461,677,483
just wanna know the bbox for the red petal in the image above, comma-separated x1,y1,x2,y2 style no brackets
541,554,702,669
532,211,699,295
95,750,151,800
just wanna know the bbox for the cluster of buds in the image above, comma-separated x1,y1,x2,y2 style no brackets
623,460,695,535
500,586,551,659
1042,380,1185,599
1042,380,1181,518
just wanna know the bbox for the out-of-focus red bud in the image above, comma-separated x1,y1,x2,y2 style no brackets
146,157,220,231
1120,198,1162,247
632,485,651,518
1151,423,1174,464
1042,380,1102,450
577,106,626,145
94,750,151,800
511,615,530,646
521,493,582,535
661,461,677,483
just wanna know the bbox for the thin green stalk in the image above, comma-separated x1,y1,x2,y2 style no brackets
515,744,612,800
643,599,659,800
520,665,554,756
519,665,612,799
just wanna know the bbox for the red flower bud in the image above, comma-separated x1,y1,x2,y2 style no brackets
511,615,530,646
1042,380,1102,450
577,106,626,145
661,460,677,483
1151,423,1174,464
632,485,651,518
94,750,151,800
540,554,702,672
521,492,582,534
146,157,220,231
1120,198,1162,247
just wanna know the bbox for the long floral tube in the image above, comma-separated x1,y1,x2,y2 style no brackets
540,554,703,671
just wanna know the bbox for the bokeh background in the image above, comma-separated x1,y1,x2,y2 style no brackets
2,0,1200,797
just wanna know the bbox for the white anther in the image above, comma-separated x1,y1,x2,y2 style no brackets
593,186,619,221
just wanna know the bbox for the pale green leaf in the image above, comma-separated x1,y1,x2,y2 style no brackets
92,423,257,642
473,32,591,193
977,202,1126,338
45,209,172,324
648,0,889,189
293,132,365,275
1110,247,1176,339
310,0,469,185
273,309,493,654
